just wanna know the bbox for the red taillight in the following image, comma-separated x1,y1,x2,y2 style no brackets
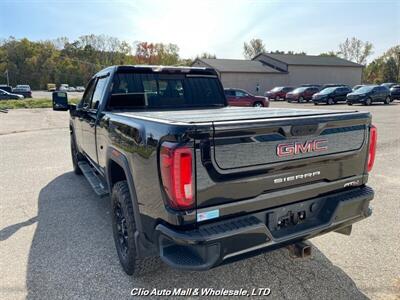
367,125,377,172
160,143,194,209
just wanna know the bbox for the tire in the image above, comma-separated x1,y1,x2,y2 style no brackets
347,102,353,106
253,102,263,107
111,181,158,276
70,133,83,175
327,98,334,105
313,102,318,105
365,97,372,106
298,96,304,103
384,96,390,105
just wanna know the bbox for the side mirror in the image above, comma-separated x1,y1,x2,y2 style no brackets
52,91,69,111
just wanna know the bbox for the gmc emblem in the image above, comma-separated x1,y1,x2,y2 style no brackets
277,139,328,157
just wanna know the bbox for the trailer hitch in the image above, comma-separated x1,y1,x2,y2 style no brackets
286,241,312,258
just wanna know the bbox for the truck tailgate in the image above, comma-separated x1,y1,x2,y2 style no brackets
213,116,366,169
196,109,371,210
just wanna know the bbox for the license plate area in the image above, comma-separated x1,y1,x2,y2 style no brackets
266,196,338,239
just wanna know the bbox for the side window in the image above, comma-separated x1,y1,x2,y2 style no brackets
91,77,108,109
235,90,248,97
81,79,96,108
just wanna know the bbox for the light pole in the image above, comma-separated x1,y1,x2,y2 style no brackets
5,70,9,86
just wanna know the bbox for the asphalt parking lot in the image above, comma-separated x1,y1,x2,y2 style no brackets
31,90,84,100
0,101,399,299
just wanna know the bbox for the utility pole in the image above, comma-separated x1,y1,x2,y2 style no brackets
4,70,9,86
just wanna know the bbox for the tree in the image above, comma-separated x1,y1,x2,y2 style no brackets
197,52,216,59
382,45,400,82
270,50,306,55
363,45,400,83
319,51,339,57
243,38,266,59
338,37,373,65
135,42,180,65
383,57,398,82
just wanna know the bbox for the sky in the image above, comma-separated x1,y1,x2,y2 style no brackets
1,0,399,61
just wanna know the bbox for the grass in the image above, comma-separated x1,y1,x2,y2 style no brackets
0,98,80,110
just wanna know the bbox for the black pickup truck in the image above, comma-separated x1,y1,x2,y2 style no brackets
53,65,376,276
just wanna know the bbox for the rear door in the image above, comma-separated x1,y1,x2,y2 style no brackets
371,87,380,102
224,90,236,105
306,87,319,100
335,87,346,101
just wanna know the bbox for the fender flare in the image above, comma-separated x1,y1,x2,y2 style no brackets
106,147,144,245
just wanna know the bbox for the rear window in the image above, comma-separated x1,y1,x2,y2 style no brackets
16,85,30,89
109,72,225,109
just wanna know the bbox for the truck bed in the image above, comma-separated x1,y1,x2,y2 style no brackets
113,106,362,124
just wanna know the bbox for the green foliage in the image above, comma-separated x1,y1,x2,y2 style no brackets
196,52,217,59
271,50,307,55
243,38,266,59
135,42,180,65
0,98,79,110
0,36,185,89
383,57,398,82
363,45,400,83
319,51,339,57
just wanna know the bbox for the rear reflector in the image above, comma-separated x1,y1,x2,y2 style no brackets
367,125,377,172
160,143,194,209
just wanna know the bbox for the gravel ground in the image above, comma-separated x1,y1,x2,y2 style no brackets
0,101,399,299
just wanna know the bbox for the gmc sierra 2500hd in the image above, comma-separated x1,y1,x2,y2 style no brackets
53,65,376,276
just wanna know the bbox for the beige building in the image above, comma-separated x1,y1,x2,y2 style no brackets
192,53,363,94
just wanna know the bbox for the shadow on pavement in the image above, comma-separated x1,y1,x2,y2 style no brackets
26,172,369,299
0,217,38,241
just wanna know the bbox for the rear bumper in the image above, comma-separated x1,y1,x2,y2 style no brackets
156,186,373,270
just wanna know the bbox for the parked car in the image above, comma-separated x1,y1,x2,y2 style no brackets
347,85,391,105
59,84,69,91
0,89,24,100
47,83,56,91
299,84,321,89
76,86,85,92
68,86,76,92
353,85,364,91
224,88,269,107
381,82,397,89
264,86,294,100
286,86,320,103
52,65,376,276
320,84,346,91
312,86,352,105
0,85,13,93
390,85,400,101
12,85,32,98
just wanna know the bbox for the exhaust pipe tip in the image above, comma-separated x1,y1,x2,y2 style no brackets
287,241,312,259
